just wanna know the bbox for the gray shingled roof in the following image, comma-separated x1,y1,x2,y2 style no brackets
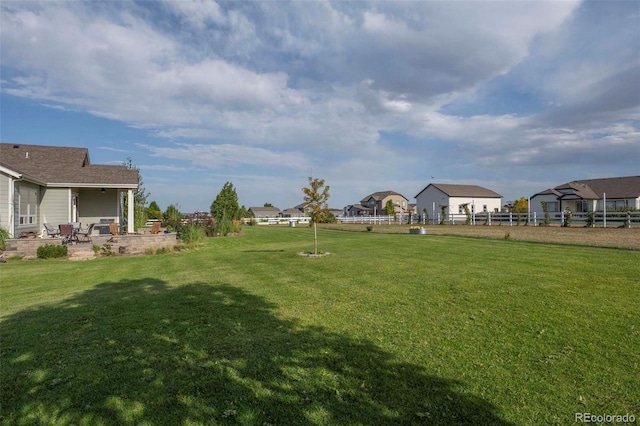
416,183,502,198
360,190,407,203
248,207,281,213
567,176,640,199
533,176,640,200
0,143,139,187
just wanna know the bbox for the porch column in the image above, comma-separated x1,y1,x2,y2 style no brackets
127,189,135,234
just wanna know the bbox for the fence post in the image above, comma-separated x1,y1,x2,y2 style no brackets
533,212,537,227
509,213,513,226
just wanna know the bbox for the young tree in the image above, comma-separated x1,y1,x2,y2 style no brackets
210,182,240,236
123,157,150,207
302,176,330,255
385,200,395,216
147,201,163,220
512,196,529,225
238,205,250,219
164,204,182,221
460,203,471,225
163,204,182,231
123,157,149,230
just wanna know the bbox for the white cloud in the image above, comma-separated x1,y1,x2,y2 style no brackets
163,0,225,29
1,1,637,211
139,143,311,171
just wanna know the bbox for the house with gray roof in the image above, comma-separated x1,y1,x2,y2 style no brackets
415,183,502,220
530,176,640,216
359,190,409,216
0,143,139,237
248,206,281,218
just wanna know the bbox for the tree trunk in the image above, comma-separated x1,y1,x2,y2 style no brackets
313,221,318,254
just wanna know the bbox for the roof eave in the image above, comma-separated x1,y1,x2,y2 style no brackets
46,183,139,189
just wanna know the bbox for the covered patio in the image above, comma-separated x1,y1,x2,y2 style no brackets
1,143,139,238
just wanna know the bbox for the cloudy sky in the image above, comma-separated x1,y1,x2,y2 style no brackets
1,1,638,212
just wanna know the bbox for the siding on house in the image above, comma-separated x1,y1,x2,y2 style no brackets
14,181,41,234
0,173,11,234
530,176,640,215
78,188,120,225
416,184,502,218
39,187,70,230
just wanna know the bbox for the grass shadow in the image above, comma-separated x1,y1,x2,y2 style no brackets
1,279,513,425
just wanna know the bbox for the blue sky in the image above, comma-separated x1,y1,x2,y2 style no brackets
1,1,638,213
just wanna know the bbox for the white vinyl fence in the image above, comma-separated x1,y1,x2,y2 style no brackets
462,211,639,228
339,211,640,228
250,212,639,228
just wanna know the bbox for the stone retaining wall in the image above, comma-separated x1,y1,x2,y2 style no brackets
4,238,63,259
3,233,178,259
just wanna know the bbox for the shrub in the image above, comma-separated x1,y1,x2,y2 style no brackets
562,208,573,227
179,225,206,244
541,202,551,226
100,244,116,257
37,244,67,259
0,227,9,251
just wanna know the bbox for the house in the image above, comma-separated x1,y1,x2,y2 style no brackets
344,204,373,217
0,143,139,238
248,206,281,218
415,183,502,219
281,203,307,218
530,176,640,216
359,190,409,216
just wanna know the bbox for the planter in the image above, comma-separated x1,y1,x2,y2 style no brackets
409,228,427,235
297,251,331,258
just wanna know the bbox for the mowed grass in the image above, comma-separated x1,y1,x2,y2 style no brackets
1,226,638,425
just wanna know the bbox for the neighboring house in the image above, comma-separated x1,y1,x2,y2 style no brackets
530,176,640,216
344,204,373,216
328,208,343,218
281,203,307,218
248,206,281,218
415,183,502,219
359,190,409,215
0,143,139,238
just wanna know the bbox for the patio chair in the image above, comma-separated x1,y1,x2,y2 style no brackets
43,223,60,238
76,223,95,243
151,221,161,234
59,224,75,245
109,222,119,236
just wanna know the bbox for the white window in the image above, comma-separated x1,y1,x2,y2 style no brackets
19,186,38,226
545,202,558,212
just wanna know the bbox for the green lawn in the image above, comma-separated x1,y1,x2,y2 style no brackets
1,226,638,425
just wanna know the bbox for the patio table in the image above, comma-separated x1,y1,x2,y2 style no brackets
59,224,79,245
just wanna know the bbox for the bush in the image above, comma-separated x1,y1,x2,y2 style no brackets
179,225,206,244
37,244,67,259
0,227,9,251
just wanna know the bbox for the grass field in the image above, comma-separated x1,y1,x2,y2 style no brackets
1,226,638,425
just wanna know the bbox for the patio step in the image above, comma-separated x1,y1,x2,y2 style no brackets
67,245,96,261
